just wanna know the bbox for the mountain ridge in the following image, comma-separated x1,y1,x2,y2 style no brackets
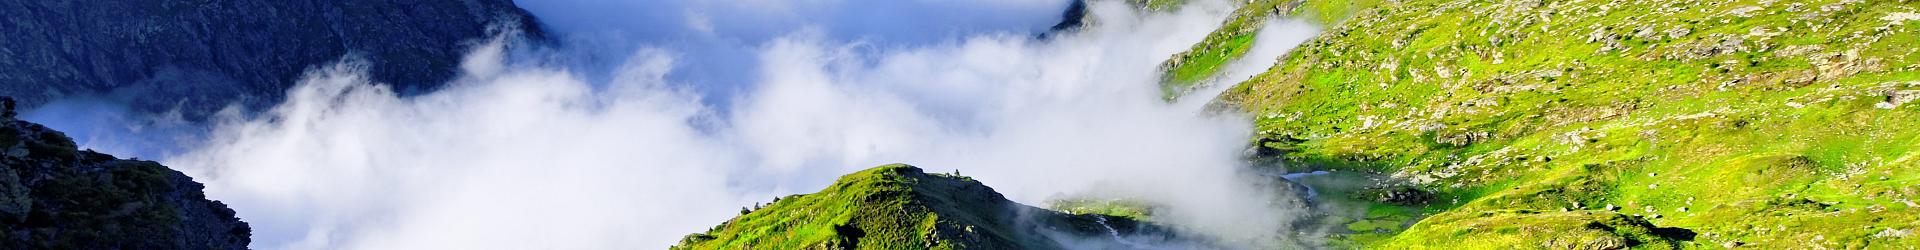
673,164,1194,250
0,0,545,118
0,97,249,249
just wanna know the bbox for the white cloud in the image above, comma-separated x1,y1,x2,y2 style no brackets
162,0,1323,248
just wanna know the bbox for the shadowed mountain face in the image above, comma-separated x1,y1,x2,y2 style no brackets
0,0,544,118
0,97,249,249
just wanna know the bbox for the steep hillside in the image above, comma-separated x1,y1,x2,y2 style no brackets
0,97,250,249
673,164,1191,250
1212,0,1920,248
0,0,544,118
1157,0,1296,99
1156,0,1387,99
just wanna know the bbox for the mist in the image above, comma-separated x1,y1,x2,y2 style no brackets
45,0,1324,248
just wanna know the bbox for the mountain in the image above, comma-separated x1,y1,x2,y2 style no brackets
1155,0,1299,99
0,97,249,249
0,0,544,118
1047,0,1298,99
672,164,1192,250
1199,0,1920,248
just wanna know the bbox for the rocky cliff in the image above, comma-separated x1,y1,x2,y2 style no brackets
0,97,249,249
0,0,544,118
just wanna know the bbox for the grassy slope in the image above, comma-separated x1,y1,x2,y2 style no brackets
1213,0,1920,248
1158,0,1289,99
1131,0,1189,11
1159,0,1386,100
674,164,1029,249
1050,198,1155,221
673,164,1152,250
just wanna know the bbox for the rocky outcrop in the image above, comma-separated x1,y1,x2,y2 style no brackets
1045,0,1089,35
0,0,544,118
0,97,249,249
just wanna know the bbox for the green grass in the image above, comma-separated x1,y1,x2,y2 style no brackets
1165,34,1257,89
1295,0,1381,25
1158,0,1289,100
1130,0,1187,11
1158,0,1386,100
1049,198,1156,221
673,164,1100,250
1384,210,1693,249
1210,0,1920,248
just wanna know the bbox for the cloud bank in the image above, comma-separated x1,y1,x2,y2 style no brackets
150,0,1322,248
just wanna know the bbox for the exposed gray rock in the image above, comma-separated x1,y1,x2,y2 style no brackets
1875,90,1918,109
1875,228,1912,238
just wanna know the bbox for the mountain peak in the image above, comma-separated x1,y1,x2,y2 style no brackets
674,164,1190,250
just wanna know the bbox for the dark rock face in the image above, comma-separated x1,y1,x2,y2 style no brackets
0,0,544,118
1046,0,1089,34
0,97,249,249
